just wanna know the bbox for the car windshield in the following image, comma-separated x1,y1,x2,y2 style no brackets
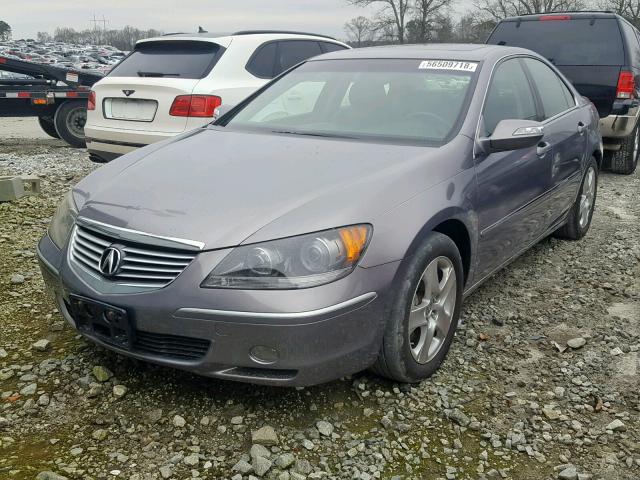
222,58,477,144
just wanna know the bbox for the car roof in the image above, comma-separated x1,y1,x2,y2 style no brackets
311,43,534,62
500,11,620,22
137,31,345,48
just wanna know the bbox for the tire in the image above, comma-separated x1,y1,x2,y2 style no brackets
610,122,639,175
37,116,60,139
53,100,87,148
372,232,464,383
554,157,598,241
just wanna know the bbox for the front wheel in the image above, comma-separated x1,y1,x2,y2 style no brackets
53,100,87,148
372,232,463,383
554,157,598,240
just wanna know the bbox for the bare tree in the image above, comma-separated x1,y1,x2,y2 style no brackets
605,0,640,27
348,0,411,43
473,0,587,21
412,0,456,42
345,16,375,46
455,13,497,42
0,20,11,41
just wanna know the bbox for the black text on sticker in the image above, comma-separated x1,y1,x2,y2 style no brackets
419,60,478,72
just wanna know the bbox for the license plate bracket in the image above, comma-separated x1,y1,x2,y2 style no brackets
68,295,134,349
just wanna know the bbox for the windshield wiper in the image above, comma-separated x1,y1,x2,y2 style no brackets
137,71,181,77
271,130,355,139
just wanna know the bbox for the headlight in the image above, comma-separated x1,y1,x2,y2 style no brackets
48,191,78,249
201,225,372,289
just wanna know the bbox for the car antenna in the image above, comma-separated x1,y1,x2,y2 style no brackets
198,26,207,33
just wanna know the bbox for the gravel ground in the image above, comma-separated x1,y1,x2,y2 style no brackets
0,119,639,480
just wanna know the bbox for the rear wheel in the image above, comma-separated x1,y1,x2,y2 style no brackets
554,157,598,240
610,122,639,174
53,100,87,148
37,116,60,139
372,232,463,383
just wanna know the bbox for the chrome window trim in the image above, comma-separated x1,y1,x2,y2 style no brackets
77,217,205,251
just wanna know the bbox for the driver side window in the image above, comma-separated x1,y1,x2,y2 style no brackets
483,59,538,136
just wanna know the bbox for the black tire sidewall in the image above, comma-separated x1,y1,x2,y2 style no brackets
37,116,60,139
382,232,464,383
53,100,87,148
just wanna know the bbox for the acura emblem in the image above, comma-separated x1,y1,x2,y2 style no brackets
99,247,122,277
122,89,135,97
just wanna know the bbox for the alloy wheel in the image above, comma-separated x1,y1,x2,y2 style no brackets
408,256,457,365
578,166,596,229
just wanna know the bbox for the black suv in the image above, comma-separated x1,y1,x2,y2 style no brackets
487,11,639,174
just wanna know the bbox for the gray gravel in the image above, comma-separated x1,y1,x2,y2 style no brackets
1,122,638,480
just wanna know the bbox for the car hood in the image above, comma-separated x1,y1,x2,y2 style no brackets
75,127,466,250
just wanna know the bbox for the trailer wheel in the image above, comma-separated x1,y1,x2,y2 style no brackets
38,116,61,139
54,100,87,148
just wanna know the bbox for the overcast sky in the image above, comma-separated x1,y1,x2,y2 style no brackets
3,0,472,41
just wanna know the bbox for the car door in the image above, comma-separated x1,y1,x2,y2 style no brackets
522,57,587,226
474,57,550,280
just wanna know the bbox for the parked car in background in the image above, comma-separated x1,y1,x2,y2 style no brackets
84,31,349,162
487,11,639,174
38,44,602,386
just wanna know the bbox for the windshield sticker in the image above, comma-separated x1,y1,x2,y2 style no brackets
419,60,478,72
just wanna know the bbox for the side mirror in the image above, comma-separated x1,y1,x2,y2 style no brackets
213,104,233,121
478,119,544,154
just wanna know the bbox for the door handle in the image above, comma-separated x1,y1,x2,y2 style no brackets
577,122,585,135
537,141,552,157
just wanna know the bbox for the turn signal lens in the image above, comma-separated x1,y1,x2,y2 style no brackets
87,90,96,111
339,225,370,263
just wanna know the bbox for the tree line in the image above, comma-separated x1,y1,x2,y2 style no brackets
344,0,640,46
36,26,163,51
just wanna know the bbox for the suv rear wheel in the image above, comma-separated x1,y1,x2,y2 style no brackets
611,122,639,174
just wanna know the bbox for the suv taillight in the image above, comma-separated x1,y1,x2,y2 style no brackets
87,90,96,111
616,71,635,99
169,95,222,117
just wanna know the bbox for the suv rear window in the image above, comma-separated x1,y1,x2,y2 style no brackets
488,18,624,66
109,41,222,79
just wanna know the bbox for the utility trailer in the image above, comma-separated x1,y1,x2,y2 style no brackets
0,56,103,147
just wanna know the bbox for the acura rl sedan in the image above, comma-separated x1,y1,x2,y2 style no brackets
38,44,602,386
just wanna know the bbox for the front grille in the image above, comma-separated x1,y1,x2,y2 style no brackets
133,330,211,360
70,225,197,289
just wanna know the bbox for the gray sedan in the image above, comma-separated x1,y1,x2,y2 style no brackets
38,44,602,386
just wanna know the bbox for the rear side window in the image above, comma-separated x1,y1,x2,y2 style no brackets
276,41,323,76
320,42,347,53
483,59,538,136
523,58,574,119
246,42,278,78
488,18,624,66
109,41,222,79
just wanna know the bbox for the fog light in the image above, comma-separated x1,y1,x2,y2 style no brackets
249,345,279,365
104,310,122,324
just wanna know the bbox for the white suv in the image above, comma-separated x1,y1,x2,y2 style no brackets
84,31,349,162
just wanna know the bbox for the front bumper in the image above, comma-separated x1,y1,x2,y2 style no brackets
37,234,396,386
